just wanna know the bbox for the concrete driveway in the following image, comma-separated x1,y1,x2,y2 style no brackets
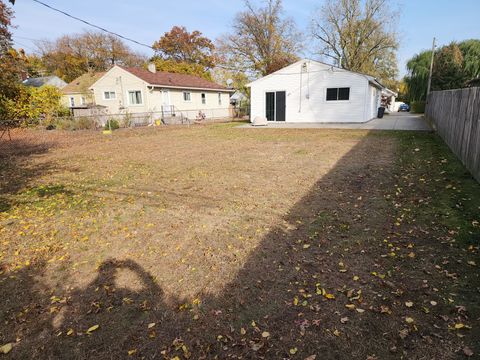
239,113,432,131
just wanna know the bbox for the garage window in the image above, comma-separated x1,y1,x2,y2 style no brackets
326,87,350,101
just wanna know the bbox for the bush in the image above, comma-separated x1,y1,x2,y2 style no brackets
54,116,96,131
121,112,133,128
76,117,96,130
104,119,120,130
411,101,426,113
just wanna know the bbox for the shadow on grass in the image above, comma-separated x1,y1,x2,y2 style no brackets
0,133,58,212
1,131,478,359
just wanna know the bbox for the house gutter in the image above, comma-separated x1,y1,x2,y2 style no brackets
146,85,234,92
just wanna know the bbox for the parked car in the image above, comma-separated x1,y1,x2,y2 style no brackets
398,103,410,112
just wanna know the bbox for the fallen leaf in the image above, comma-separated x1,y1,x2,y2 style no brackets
87,324,99,334
405,301,413,308
66,329,74,336
289,347,298,355
467,261,476,266
148,322,156,329
251,342,263,351
333,329,341,336
405,317,414,324
128,349,137,356
463,346,474,357
454,323,465,330
304,356,316,360
345,304,355,310
240,327,246,335
0,343,13,354
430,301,437,306
398,328,409,339
356,308,365,313
340,317,349,324
262,331,270,338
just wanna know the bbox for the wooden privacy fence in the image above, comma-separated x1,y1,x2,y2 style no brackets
426,87,480,182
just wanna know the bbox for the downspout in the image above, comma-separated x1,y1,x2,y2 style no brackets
363,78,369,122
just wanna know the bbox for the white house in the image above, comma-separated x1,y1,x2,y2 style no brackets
89,64,234,121
247,59,385,123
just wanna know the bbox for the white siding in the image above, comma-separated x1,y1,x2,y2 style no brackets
91,66,231,118
249,60,375,123
92,66,150,114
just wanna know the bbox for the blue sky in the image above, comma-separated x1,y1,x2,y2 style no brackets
10,0,480,78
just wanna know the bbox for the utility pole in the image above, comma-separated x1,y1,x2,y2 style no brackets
426,37,436,97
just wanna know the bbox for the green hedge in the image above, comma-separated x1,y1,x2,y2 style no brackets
411,101,426,114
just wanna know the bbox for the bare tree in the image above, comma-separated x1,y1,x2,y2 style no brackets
35,31,147,82
311,0,399,86
217,0,302,76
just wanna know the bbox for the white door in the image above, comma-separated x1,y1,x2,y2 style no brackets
161,90,171,115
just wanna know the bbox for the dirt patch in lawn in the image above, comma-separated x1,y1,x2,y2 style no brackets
0,125,479,359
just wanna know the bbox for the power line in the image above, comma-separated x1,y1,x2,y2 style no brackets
31,0,154,50
12,40,35,51
13,34,42,42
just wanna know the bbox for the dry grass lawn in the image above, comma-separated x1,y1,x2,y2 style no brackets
0,123,479,359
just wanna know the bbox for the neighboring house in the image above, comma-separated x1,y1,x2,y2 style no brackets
61,72,105,108
22,75,67,89
247,59,387,123
89,64,234,119
230,90,248,105
382,88,398,112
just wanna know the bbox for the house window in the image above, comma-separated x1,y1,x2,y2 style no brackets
326,87,350,101
69,97,75,107
201,93,206,104
183,92,191,101
128,90,143,105
218,93,222,105
80,96,86,105
104,91,116,100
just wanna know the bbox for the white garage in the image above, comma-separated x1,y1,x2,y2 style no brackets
247,59,385,123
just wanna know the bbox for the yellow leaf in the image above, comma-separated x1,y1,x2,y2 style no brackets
262,331,270,338
355,308,365,313
405,301,413,308
289,347,298,355
67,329,74,336
240,327,246,335
454,323,465,330
324,293,335,300
148,322,156,329
405,317,414,324
192,298,201,305
0,343,13,354
87,324,99,334
333,329,340,336
353,276,359,281
128,349,137,356
345,304,355,310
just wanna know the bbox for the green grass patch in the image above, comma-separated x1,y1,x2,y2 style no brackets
395,131,480,244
